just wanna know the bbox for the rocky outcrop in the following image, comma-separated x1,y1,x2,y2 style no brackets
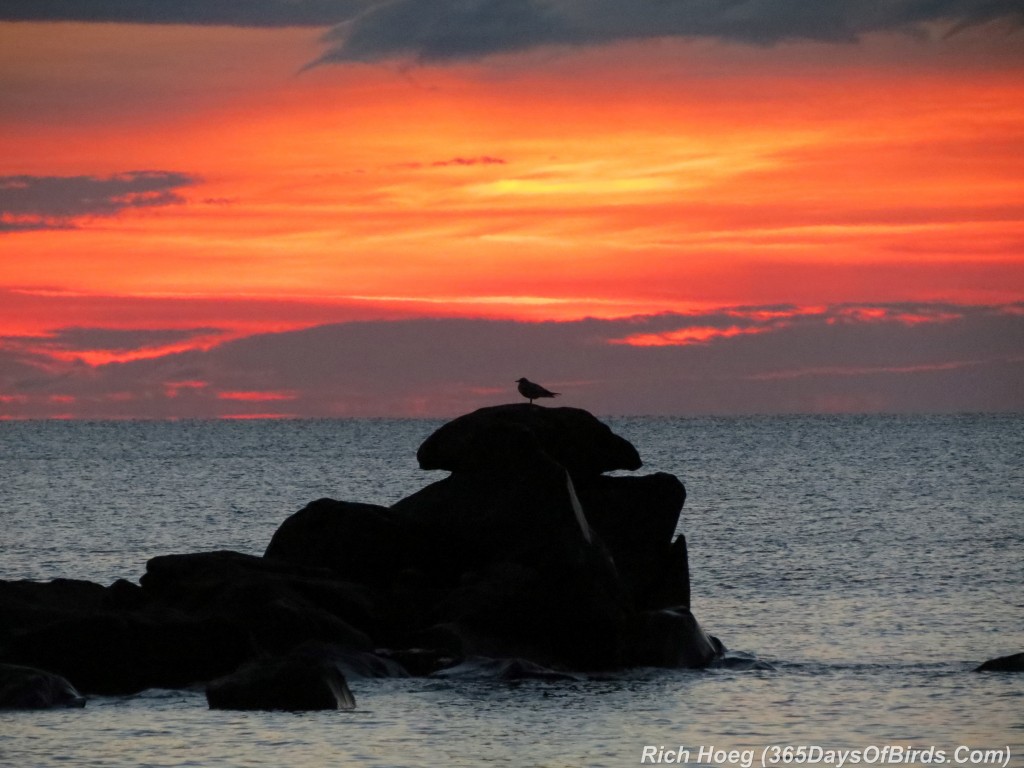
0,663,86,709
0,404,721,698
266,404,713,671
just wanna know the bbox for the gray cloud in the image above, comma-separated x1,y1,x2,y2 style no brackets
2,303,1021,418
312,0,1024,64
0,1,372,27
0,171,199,232
4,1,1020,63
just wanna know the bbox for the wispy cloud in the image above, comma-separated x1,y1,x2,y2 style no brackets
0,327,227,366
610,324,778,347
432,156,507,167
217,390,298,402
0,172,199,233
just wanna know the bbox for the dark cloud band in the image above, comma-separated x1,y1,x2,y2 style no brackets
4,1,1021,63
1,303,1021,417
0,171,199,232
0,0,372,27
312,0,1024,64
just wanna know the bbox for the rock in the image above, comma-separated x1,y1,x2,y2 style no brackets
626,608,724,668
2,405,722,688
416,404,642,477
140,550,377,647
0,663,86,709
206,644,356,711
577,473,688,608
434,550,629,669
651,534,692,611
389,470,595,583
1,610,248,695
264,499,407,584
0,552,383,695
385,466,633,669
0,578,112,643
976,652,1024,672
0,576,251,694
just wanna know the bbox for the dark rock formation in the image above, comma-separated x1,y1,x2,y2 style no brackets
264,500,408,585
0,553,380,695
0,663,86,709
975,652,1024,672
417,403,641,476
625,608,724,668
577,474,689,610
0,404,722,696
206,643,356,711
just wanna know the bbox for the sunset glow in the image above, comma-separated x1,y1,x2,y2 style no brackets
2,7,1022,417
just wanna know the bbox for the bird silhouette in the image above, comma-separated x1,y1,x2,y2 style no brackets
516,377,560,404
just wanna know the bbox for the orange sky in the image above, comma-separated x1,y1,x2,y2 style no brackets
1,15,1023,417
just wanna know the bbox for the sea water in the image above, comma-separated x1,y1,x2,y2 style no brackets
1,415,1022,767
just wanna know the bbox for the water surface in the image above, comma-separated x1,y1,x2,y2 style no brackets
2,415,1021,767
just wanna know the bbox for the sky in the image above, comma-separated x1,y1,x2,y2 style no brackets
1,1,1023,418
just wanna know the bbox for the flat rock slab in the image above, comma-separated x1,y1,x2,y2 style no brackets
417,404,642,476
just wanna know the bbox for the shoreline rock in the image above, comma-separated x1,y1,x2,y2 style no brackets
0,663,86,710
0,405,724,699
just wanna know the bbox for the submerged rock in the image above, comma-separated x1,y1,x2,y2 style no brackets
0,663,86,709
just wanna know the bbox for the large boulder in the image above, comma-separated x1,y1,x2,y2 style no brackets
0,609,247,695
389,470,595,583
385,468,631,668
0,579,114,643
416,404,642,477
0,552,383,695
141,550,377,646
577,473,688,609
264,499,407,585
0,663,86,709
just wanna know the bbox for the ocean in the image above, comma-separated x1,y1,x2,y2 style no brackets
1,414,1022,767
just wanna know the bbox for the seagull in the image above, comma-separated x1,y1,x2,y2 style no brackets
516,377,560,404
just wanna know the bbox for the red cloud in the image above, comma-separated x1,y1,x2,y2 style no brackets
216,390,298,402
